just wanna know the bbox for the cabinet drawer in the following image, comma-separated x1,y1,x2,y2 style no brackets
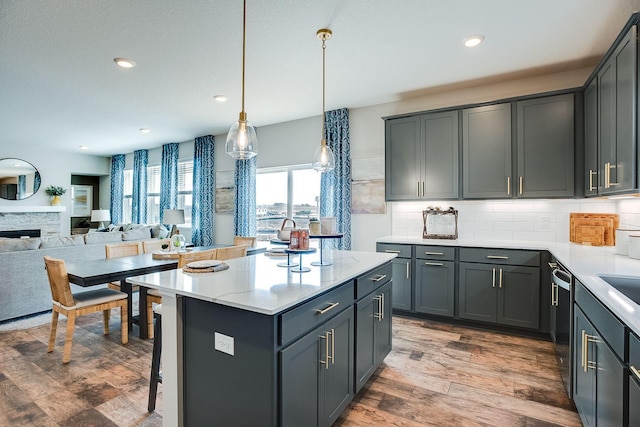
459,247,540,267
376,243,411,258
415,245,455,261
356,263,392,299
630,332,640,367
280,282,354,346
575,280,625,360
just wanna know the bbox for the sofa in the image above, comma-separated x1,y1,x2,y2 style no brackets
0,224,170,323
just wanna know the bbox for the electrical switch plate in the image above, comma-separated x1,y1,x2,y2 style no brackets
214,332,234,356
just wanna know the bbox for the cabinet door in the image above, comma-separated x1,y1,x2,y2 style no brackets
374,282,393,365
496,265,540,329
415,259,455,317
422,110,459,199
391,257,411,311
458,262,497,323
281,324,324,427
595,335,624,427
573,306,596,427
584,79,599,196
462,103,512,199
516,94,574,198
599,25,637,194
324,307,354,427
385,116,421,200
630,374,640,427
355,293,378,392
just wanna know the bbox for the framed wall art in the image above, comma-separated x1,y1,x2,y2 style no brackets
70,185,92,217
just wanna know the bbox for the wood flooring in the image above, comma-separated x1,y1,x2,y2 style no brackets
0,312,581,426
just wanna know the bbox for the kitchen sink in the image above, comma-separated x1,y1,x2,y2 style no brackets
599,275,640,305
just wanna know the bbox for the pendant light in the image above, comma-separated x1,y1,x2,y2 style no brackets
226,0,258,160
312,29,335,173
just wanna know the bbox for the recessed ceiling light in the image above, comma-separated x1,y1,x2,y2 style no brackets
114,57,136,68
463,35,485,48
79,145,89,150
140,128,151,133
214,95,228,102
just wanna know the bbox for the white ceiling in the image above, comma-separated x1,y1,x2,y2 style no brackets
1,0,639,157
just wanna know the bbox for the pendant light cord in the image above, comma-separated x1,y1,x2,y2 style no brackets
321,34,327,144
241,0,247,116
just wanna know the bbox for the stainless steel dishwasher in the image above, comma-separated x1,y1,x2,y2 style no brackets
550,259,572,397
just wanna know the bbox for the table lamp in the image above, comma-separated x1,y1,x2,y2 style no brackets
91,209,111,230
163,209,185,237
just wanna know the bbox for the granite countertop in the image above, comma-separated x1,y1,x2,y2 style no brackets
127,249,396,316
377,235,640,336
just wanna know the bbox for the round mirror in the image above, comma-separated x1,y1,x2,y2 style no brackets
0,158,41,200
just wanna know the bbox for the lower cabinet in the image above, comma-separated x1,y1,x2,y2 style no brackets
414,259,455,317
630,371,640,426
458,262,540,329
280,306,355,427
391,257,412,311
355,281,392,392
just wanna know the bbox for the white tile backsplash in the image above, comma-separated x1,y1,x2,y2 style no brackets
390,198,640,243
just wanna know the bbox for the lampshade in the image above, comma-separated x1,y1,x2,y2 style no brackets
312,28,335,173
226,0,258,160
163,209,185,225
90,209,110,222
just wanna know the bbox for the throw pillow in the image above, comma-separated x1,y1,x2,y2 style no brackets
40,235,85,248
151,224,169,239
123,226,153,241
0,238,42,253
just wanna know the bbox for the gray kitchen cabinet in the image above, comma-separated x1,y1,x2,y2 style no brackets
598,24,637,195
385,110,459,201
584,79,599,196
462,103,512,198
281,306,354,427
458,248,540,329
414,246,455,317
376,243,412,311
573,280,624,427
355,281,392,392
629,332,640,426
515,94,574,198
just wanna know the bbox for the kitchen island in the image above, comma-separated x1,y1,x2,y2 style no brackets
128,249,395,427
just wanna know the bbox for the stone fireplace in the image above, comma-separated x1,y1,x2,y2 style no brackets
0,206,65,237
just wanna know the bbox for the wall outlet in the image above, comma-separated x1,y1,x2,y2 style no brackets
214,332,234,356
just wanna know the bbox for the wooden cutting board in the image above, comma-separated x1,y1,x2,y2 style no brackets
570,213,619,246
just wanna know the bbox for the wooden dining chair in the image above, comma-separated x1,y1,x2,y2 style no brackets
105,242,142,291
44,256,128,363
233,236,257,248
177,248,218,268
142,238,171,254
216,245,248,261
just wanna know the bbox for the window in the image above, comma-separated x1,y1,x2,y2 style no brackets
256,166,320,241
121,160,193,225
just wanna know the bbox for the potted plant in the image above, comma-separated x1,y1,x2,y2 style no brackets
44,185,66,206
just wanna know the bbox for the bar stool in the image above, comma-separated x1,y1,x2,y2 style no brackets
148,304,162,412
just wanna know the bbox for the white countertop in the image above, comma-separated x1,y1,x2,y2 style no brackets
378,235,640,336
127,250,396,315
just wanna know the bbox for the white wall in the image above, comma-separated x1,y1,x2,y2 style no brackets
0,146,110,236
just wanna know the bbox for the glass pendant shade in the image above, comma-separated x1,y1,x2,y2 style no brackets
312,139,335,172
226,116,258,160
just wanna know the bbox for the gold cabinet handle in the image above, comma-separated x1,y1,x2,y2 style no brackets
381,293,384,320
589,170,597,192
507,176,511,196
551,282,558,306
631,366,640,381
315,302,339,315
425,262,444,266
487,255,509,260
406,261,410,279
384,249,401,253
371,274,387,282
499,268,503,288
581,330,586,370
519,176,524,195
583,333,599,372
374,295,382,320
424,251,444,256
329,329,335,365
605,162,610,188
422,181,425,197
319,332,329,369
548,262,558,269
492,268,496,288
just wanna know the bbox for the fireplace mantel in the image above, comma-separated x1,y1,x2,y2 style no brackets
0,206,66,213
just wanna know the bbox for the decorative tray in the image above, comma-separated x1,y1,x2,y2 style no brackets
423,207,458,239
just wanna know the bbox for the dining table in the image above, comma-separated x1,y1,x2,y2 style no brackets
64,244,265,339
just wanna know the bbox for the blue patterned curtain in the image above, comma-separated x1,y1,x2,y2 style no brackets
110,154,125,224
33,171,41,194
320,108,351,250
132,149,148,224
160,143,179,224
234,157,257,236
17,175,25,198
192,135,215,246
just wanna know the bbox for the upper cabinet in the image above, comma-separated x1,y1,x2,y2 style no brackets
515,94,575,198
584,79,599,196
385,110,459,201
596,24,637,195
462,103,512,199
